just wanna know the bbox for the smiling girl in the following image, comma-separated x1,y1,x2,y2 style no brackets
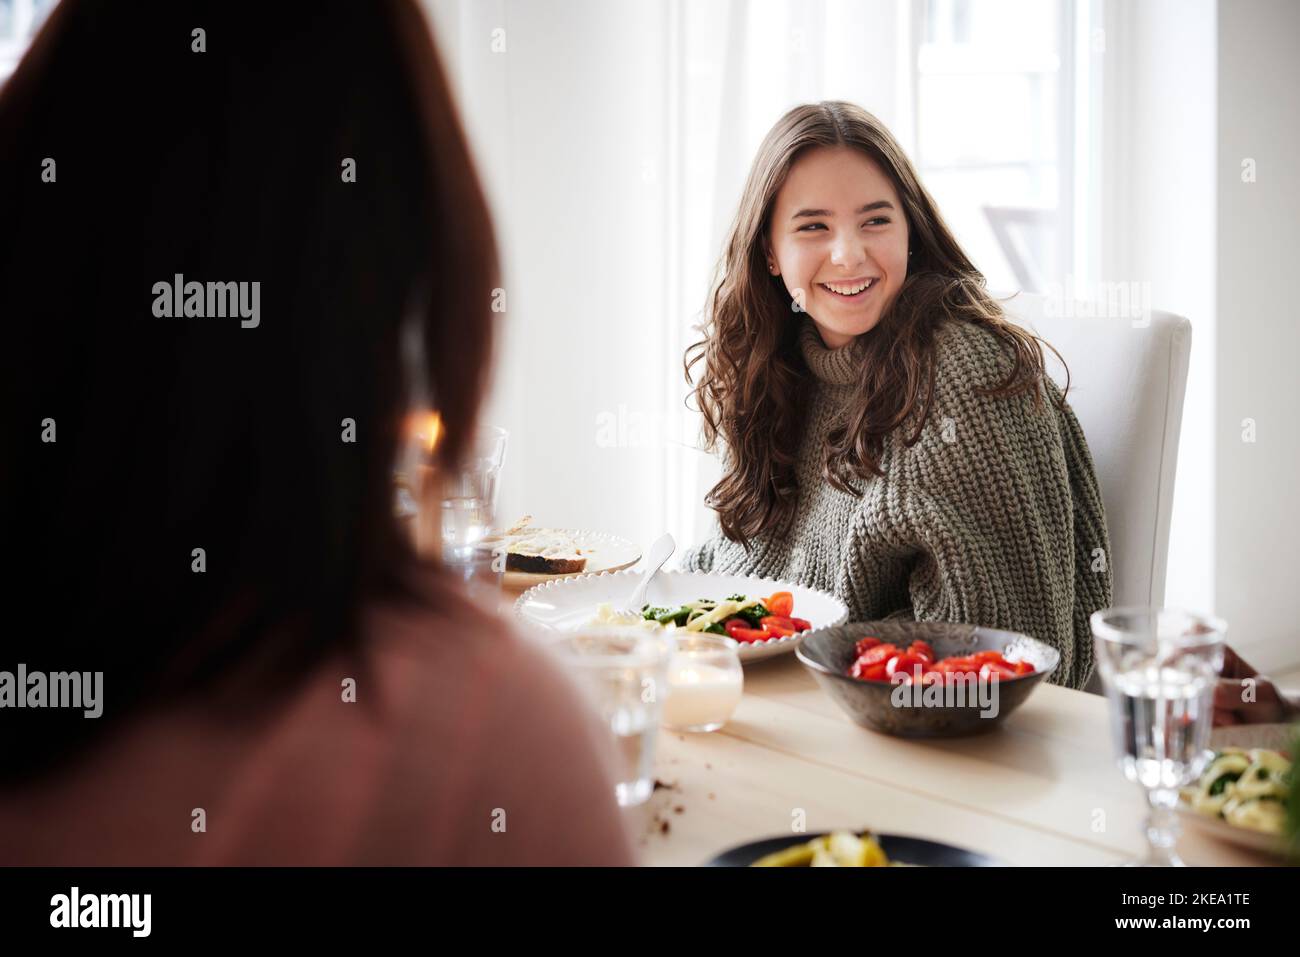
680,101,1112,690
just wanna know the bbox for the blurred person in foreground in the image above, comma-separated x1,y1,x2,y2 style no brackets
0,0,633,865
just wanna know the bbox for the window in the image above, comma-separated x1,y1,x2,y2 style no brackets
0,0,58,81
912,0,1096,293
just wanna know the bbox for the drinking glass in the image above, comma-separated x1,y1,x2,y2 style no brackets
549,626,672,807
1091,606,1226,866
438,425,507,571
400,422,507,597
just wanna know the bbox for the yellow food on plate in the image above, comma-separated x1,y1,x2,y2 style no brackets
1181,746,1291,836
751,831,892,867
588,603,671,630
1222,793,1286,834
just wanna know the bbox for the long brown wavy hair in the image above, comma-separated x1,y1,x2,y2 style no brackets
685,101,1068,546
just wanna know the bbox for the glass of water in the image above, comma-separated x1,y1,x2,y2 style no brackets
549,626,672,807
1091,607,1226,866
403,424,507,596
439,425,507,552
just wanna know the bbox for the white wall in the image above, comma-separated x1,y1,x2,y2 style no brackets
1090,0,1300,672
425,0,676,549
1215,0,1300,671
1099,0,1217,623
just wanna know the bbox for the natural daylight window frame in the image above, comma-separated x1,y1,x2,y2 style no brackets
907,0,1101,293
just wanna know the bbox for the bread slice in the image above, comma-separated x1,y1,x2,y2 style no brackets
496,521,588,574
507,551,587,574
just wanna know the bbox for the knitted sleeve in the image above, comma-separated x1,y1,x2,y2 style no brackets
678,536,717,573
852,320,1112,690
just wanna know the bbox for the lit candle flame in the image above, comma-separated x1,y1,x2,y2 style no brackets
422,411,443,455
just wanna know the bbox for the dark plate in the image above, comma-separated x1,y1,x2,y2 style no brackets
706,832,1003,867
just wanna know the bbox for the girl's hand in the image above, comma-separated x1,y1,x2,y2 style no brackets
1212,645,1299,726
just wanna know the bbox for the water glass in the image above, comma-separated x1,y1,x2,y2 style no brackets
550,627,672,807
402,424,507,596
1091,606,1226,866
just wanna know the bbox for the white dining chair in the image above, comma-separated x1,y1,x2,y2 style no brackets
997,291,1194,694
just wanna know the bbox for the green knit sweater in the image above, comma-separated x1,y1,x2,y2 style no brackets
680,315,1113,690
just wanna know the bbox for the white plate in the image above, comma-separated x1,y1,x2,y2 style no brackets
513,569,849,662
482,528,642,589
1176,723,1294,856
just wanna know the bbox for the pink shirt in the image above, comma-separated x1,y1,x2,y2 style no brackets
0,582,637,866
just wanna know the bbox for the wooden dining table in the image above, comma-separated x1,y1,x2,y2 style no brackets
619,651,1277,867
495,581,1278,867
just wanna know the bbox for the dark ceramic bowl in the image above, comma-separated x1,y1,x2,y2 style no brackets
796,620,1059,738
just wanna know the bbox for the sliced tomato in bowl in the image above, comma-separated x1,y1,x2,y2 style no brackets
907,640,935,663
849,660,889,681
855,643,900,668
885,652,927,681
854,636,882,656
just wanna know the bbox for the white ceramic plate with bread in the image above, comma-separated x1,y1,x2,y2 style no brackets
481,518,641,589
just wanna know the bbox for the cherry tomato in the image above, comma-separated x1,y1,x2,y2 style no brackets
758,616,797,638
907,640,935,663
886,653,926,680
766,592,794,618
724,618,768,643
846,643,1037,682
979,661,1017,682
856,643,900,668
850,660,889,681
790,617,813,632
854,636,882,656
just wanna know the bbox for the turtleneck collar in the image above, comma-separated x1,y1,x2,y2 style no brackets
798,316,865,386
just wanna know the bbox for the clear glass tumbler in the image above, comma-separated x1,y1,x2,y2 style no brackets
1091,606,1226,866
549,626,672,807
403,423,507,597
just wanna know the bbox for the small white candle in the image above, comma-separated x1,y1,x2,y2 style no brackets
662,659,743,731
